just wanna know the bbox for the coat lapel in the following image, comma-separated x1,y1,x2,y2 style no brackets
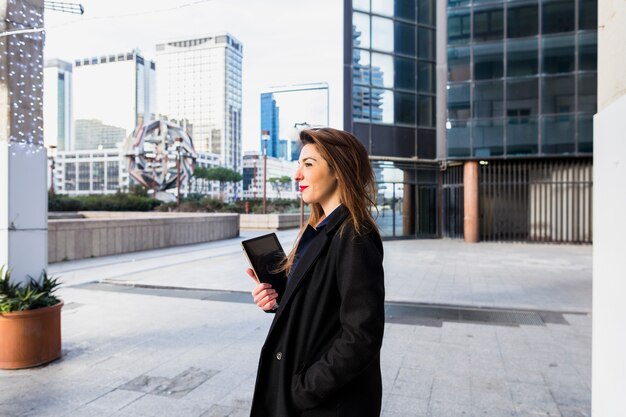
265,206,349,340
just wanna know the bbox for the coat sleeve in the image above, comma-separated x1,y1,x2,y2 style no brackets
291,228,385,410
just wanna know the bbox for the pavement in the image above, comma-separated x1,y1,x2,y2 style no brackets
0,230,592,417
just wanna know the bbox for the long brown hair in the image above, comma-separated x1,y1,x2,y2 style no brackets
281,128,379,275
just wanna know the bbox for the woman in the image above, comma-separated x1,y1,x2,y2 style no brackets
247,128,385,417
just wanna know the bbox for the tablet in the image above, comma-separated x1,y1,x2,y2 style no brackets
241,233,287,290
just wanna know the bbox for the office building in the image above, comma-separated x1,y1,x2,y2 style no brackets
345,0,440,239
444,0,597,242
156,34,243,171
43,59,73,150
52,148,130,195
260,93,280,158
343,0,596,243
72,50,156,150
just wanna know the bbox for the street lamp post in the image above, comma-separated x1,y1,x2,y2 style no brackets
175,137,183,206
48,144,57,195
262,130,270,214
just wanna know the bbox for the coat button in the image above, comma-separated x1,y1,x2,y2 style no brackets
276,352,283,360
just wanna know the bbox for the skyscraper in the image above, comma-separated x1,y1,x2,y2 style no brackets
260,93,280,158
72,50,156,150
156,34,243,171
43,59,73,150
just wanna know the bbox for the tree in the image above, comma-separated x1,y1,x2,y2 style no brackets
267,175,292,199
193,166,209,194
205,167,242,201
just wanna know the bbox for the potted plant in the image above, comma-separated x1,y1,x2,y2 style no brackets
0,266,63,369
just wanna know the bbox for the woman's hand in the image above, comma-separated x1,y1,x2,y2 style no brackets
248,268,278,311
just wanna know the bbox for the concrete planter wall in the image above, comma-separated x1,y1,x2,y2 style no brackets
48,212,239,263
240,213,303,230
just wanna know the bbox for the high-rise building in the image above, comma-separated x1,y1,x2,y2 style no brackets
43,59,73,150
444,0,597,242
156,34,243,171
345,1,440,239
260,93,280,158
344,0,596,243
72,50,156,150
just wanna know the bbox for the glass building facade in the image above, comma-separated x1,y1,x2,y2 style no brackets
447,0,597,158
260,93,280,158
346,0,440,239
348,0,437,159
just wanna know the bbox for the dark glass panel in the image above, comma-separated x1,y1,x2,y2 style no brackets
448,47,470,82
418,28,436,60
448,83,471,120
578,114,593,153
395,22,416,56
473,80,504,118
473,6,504,42
579,0,597,30
395,0,416,21
507,116,539,155
507,78,539,116
447,119,471,157
449,0,470,7
542,75,575,114
474,118,504,157
418,95,436,127
578,74,597,113
395,93,417,125
474,43,503,80
507,3,538,38
542,0,575,34
507,38,538,76
579,32,597,71
353,122,371,152
418,0,435,26
395,57,416,90
542,35,575,74
417,128,436,159
448,9,471,45
418,62,436,93
542,115,575,154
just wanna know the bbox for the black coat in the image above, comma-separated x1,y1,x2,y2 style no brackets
250,206,385,417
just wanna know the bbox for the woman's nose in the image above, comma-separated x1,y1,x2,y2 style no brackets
294,167,303,181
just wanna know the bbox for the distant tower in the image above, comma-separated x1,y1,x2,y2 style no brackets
260,93,280,158
156,34,243,171
43,59,73,150
72,50,156,150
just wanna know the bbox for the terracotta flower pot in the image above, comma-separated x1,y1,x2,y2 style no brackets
0,301,63,369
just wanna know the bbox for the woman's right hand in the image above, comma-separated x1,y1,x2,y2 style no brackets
248,268,278,311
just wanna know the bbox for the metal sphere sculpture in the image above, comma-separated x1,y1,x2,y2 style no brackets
123,120,197,191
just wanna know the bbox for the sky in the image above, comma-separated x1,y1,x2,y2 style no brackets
43,0,344,152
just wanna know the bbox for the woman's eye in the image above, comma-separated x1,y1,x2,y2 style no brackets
305,163,312,167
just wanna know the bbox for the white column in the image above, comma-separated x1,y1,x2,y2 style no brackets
593,0,626,415
0,0,47,285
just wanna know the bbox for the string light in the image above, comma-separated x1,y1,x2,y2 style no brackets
2,0,45,149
